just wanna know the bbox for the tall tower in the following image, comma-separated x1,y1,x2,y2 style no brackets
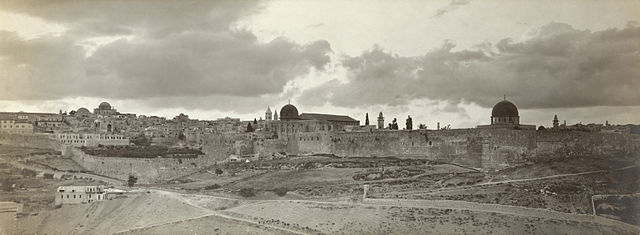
365,113,370,126
265,107,272,121
377,112,384,129
553,115,559,128
274,110,278,121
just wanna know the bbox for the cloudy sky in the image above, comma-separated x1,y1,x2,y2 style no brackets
0,0,639,128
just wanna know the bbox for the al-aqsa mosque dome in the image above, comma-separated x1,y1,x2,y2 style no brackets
279,104,300,120
491,97,519,125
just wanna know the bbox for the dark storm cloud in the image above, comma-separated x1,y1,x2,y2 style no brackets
300,23,640,109
0,0,331,102
0,0,260,36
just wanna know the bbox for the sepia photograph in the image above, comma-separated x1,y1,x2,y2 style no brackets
0,0,639,234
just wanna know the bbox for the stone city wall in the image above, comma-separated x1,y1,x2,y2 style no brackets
534,131,632,160
255,138,286,158
296,132,332,154
281,128,632,171
201,133,247,161
480,129,537,170
329,129,485,168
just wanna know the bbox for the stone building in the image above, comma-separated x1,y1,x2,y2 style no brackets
75,107,94,118
0,202,22,235
54,133,130,147
55,186,106,205
94,102,118,116
275,103,359,138
0,119,33,134
265,107,273,121
0,111,62,126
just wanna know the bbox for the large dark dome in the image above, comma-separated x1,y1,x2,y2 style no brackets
98,102,111,110
491,100,519,117
279,104,299,120
76,107,90,113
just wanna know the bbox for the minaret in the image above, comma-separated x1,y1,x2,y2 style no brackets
365,113,370,126
274,111,278,121
553,115,559,128
265,107,272,121
377,112,384,129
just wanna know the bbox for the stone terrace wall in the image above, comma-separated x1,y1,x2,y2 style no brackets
65,147,216,184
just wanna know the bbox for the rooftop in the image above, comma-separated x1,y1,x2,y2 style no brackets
299,113,358,122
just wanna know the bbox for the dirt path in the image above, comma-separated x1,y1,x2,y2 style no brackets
112,189,309,235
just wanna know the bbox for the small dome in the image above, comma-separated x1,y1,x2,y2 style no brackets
279,104,299,120
491,100,519,117
77,107,90,113
98,102,111,110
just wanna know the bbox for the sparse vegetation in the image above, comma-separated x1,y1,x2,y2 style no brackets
131,134,152,146
128,175,138,187
273,187,289,196
204,184,221,190
239,188,256,197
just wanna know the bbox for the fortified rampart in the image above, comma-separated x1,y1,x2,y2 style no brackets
329,129,485,168
201,133,253,161
534,131,632,160
286,128,633,171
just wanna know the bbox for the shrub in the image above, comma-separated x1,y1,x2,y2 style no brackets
273,187,289,196
127,175,138,187
1,181,15,192
238,188,256,197
21,168,37,177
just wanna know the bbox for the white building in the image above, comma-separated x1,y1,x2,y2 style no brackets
55,186,107,205
55,133,130,147
0,119,34,134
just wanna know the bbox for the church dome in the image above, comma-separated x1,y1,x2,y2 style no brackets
279,104,299,120
98,102,111,110
491,100,519,117
77,107,90,113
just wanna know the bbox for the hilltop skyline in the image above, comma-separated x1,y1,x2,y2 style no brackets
0,0,639,127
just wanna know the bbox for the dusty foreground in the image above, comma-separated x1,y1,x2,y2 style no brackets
17,189,639,235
